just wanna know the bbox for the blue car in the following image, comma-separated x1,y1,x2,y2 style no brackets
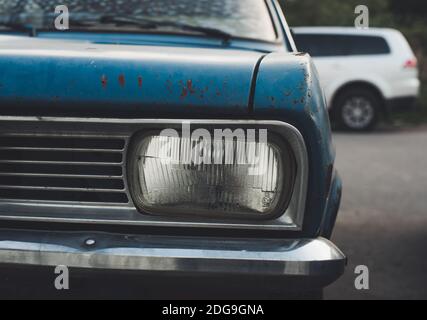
0,0,345,299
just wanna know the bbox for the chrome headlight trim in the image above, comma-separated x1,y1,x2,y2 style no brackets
124,119,308,231
127,130,297,221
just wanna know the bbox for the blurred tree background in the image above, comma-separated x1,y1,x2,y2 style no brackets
280,0,427,120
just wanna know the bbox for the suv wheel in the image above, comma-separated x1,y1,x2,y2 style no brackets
334,88,381,131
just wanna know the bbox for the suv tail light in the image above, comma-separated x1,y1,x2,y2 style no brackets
404,58,418,69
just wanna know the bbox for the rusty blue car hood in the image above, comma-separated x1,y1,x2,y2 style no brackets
0,35,264,114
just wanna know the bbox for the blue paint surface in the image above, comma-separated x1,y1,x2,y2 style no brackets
0,36,263,111
254,53,336,235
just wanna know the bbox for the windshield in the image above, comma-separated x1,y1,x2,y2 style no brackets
0,0,277,42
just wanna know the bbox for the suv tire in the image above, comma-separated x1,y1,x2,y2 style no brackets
333,87,381,131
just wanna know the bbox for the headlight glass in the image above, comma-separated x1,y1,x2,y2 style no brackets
128,131,296,220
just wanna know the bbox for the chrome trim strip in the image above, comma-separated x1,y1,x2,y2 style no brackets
0,147,124,153
0,173,123,180
0,230,346,277
0,185,126,193
0,160,123,166
0,117,309,231
0,131,129,139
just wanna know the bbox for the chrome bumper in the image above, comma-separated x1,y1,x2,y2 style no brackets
0,229,345,281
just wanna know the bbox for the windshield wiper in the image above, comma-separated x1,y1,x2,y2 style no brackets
74,14,233,43
1,13,234,43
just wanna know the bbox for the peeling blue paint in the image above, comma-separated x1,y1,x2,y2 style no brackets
253,53,336,235
0,36,263,111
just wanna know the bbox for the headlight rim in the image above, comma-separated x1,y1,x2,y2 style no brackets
127,129,297,221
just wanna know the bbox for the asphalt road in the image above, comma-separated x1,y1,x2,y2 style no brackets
325,126,427,300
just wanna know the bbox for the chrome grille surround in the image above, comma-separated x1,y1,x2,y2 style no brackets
0,117,308,231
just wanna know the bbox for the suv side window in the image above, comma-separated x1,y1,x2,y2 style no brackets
294,34,391,57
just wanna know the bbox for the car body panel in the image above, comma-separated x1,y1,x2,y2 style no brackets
253,52,336,236
0,35,264,113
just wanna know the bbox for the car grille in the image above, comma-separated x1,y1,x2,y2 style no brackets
0,134,129,204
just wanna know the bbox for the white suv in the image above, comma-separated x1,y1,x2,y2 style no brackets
293,27,420,131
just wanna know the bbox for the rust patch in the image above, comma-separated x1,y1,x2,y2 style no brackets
101,75,108,88
187,80,196,94
118,74,126,87
179,80,186,97
166,79,173,94
180,79,196,98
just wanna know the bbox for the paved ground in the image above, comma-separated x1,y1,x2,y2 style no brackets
325,126,427,300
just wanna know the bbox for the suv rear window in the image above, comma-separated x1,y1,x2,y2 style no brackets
294,34,391,57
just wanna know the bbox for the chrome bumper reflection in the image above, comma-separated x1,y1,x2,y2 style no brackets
0,230,346,278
